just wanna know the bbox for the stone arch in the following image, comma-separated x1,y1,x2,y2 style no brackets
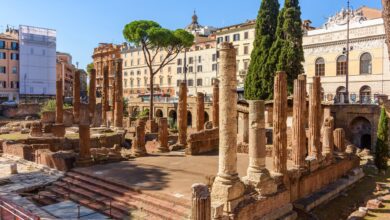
359,85,371,104
336,86,346,103
168,110,177,128
155,109,163,118
187,111,192,127
349,116,372,149
204,112,209,123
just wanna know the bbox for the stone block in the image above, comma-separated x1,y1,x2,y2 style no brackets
10,163,18,174
366,199,383,209
52,124,66,137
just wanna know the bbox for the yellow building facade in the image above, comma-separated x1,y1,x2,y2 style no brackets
303,7,389,103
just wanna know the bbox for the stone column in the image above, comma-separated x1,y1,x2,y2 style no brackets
89,69,96,124
266,106,273,127
102,65,109,127
238,112,249,143
133,119,147,156
244,100,277,195
30,122,42,137
114,59,123,128
73,70,81,124
272,71,288,175
196,92,205,131
53,78,66,137
322,117,334,160
176,82,187,148
75,123,93,167
157,117,169,152
191,183,211,220
334,128,346,155
308,76,322,159
211,42,244,210
292,75,307,169
212,82,219,128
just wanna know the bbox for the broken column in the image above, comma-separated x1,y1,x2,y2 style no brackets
322,117,334,161
75,122,93,167
132,119,147,156
243,100,277,195
292,75,307,170
73,70,81,124
191,183,211,220
30,122,43,137
334,128,346,156
272,71,288,176
114,59,124,128
88,69,96,124
308,76,322,159
52,76,65,137
176,82,187,149
157,117,169,153
212,82,219,128
102,65,109,127
196,92,205,131
211,42,244,211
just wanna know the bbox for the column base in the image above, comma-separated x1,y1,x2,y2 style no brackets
157,147,170,153
52,123,66,137
243,168,278,196
75,157,93,167
211,174,245,213
133,149,148,157
305,156,320,172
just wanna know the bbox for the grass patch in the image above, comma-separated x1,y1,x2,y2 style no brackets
0,133,28,140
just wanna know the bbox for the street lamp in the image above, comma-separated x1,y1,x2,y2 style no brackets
343,0,353,104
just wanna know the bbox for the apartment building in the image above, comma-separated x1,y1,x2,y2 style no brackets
56,52,75,97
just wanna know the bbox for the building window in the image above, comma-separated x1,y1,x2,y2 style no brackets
244,32,249,39
144,77,147,86
0,41,5,49
0,66,6,74
224,35,230,42
160,77,163,86
11,42,18,50
244,60,249,70
197,79,202,86
198,56,201,63
217,37,223,44
168,77,171,85
3,81,6,88
10,81,14,89
131,60,133,66
130,79,134,88
42,49,46,56
212,64,218,71
124,79,128,88
188,66,193,73
124,71,128,76
16,81,19,89
137,59,140,65
188,79,194,86
315,57,325,76
130,71,134,76
212,54,217,62
360,85,371,104
137,79,140,87
177,80,181,86
197,65,203,72
12,66,17,74
360,53,372,75
177,59,182,65
336,55,347,76
177,67,182,74
144,69,147,75
168,67,171,73
233,34,240,41
0,52,5,59
30,48,34,54
10,53,19,60
137,70,141,75
125,61,127,67
189,57,193,64
235,47,239,55
244,46,249,55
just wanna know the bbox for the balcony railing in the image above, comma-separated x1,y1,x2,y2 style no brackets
325,94,379,105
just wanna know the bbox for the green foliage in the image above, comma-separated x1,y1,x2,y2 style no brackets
40,99,72,115
136,109,149,119
86,63,94,74
375,107,389,171
244,0,280,100
168,117,177,130
274,0,305,94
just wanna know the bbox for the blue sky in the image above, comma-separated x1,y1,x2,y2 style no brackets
1,0,382,69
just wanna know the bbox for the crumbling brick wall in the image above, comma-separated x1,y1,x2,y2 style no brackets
186,128,218,155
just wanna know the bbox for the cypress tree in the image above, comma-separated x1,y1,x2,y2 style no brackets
375,107,389,171
244,0,280,100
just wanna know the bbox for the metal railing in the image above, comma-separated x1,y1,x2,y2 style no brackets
0,196,40,220
324,94,379,105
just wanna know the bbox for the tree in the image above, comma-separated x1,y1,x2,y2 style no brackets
375,107,389,171
244,0,280,100
269,0,304,95
383,0,390,60
123,20,194,120
86,63,94,74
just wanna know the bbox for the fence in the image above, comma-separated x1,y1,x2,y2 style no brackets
324,93,379,105
0,196,40,220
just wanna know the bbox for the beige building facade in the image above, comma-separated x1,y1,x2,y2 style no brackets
0,27,19,101
303,7,389,104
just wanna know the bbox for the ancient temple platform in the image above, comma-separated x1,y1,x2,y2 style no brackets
74,152,294,200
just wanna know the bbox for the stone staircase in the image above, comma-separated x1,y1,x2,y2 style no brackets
34,170,191,219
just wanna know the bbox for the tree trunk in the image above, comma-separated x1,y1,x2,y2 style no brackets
149,72,154,120
383,0,390,60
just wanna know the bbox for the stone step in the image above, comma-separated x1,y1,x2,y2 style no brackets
32,191,60,206
59,177,187,220
67,171,191,215
47,185,126,219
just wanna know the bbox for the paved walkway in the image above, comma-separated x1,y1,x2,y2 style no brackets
76,152,293,200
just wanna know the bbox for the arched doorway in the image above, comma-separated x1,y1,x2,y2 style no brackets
168,110,177,129
204,112,209,123
350,117,372,150
336,86,346,104
155,109,163,118
360,86,371,104
187,111,192,127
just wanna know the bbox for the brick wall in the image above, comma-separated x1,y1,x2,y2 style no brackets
186,128,219,155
